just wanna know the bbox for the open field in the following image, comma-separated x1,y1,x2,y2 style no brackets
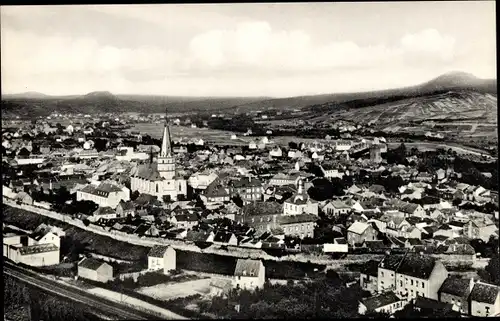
137,278,212,301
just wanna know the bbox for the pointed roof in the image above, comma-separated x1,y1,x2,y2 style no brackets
160,107,173,157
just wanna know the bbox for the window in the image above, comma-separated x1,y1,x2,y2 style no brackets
411,280,414,286
422,282,425,289
381,271,384,277
400,281,403,287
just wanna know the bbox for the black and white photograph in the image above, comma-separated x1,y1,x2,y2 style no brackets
1,2,499,320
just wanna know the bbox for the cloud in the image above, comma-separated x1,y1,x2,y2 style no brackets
185,22,457,73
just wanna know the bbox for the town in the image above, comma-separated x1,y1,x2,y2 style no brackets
2,108,499,319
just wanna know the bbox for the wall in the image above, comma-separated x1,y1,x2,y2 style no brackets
118,269,150,281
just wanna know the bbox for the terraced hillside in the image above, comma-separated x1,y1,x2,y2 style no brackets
328,91,497,127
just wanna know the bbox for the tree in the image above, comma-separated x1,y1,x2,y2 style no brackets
130,190,140,201
288,141,298,150
479,252,500,286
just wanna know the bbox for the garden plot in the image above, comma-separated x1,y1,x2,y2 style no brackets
137,278,212,301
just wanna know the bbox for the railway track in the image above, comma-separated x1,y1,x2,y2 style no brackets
4,262,170,320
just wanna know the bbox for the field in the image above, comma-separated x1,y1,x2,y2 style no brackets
127,123,247,145
137,278,212,301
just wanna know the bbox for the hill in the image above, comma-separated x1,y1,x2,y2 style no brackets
1,71,496,118
233,71,496,113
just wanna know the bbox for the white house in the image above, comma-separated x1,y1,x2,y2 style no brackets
78,258,114,283
233,259,265,291
147,245,176,274
77,182,130,209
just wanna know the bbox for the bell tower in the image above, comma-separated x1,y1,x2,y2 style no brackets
158,107,176,180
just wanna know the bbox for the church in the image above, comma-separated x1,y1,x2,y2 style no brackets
130,111,188,201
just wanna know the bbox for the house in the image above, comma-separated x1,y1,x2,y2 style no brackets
347,221,378,246
91,207,117,222
269,173,301,186
469,281,500,317
413,297,454,315
203,180,231,203
77,182,130,209
378,253,448,301
115,200,135,217
464,217,498,242
277,214,317,239
133,224,159,237
30,228,61,248
230,177,263,202
359,260,380,294
147,245,176,274
233,259,265,290
438,276,474,315
322,200,350,217
77,258,114,283
359,291,406,315
213,231,238,246
171,213,199,230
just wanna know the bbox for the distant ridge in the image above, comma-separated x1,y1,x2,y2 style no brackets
1,71,496,117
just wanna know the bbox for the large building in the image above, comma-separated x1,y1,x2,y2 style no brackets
130,110,188,201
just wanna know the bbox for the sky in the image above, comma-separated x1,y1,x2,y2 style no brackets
1,2,496,97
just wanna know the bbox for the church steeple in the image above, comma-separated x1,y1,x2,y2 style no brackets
160,107,173,157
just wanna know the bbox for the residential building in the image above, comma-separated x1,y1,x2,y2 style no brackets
469,281,500,317
230,177,263,202
77,182,130,209
359,260,379,294
233,259,265,290
147,245,176,274
322,200,350,217
378,252,448,301
77,258,114,283
359,291,405,315
438,276,474,315
347,221,378,246
277,213,317,238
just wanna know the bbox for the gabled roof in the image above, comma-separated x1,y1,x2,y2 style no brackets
19,243,59,255
234,259,262,277
397,254,438,279
361,291,401,311
79,257,107,270
213,231,235,243
148,245,170,258
439,277,472,298
347,221,370,235
469,282,500,304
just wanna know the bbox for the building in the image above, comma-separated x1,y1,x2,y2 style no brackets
147,245,176,274
77,258,114,283
323,200,351,217
278,214,317,239
269,173,301,186
359,291,405,315
347,221,378,246
130,110,188,201
283,179,318,215
230,177,263,202
438,276,474,315
171,213,199,230
188,172,218,190
359,260,380,294
370,144,383,163
469,281,500,317
77,182,130,209
233,259,265,290
3,232,37,260
378,252,448,301
10,243,60,267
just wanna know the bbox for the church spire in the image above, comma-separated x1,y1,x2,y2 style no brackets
160,107,172,157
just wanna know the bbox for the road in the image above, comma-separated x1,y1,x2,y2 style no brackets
4,262,181,320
